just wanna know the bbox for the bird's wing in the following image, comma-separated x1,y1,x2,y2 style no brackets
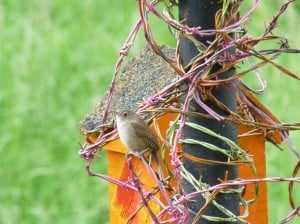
131,122,159,150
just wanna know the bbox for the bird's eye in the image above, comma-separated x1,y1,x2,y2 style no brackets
124,112,127,117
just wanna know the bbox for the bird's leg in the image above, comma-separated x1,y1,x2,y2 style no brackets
139,147,151,156
135,148,162,181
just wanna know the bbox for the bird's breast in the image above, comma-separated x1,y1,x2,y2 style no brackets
117,123,145,151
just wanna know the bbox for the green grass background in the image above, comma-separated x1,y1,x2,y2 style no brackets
0,1,299,223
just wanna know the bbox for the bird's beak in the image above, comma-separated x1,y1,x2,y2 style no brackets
112,111,117,128
112,111,117,117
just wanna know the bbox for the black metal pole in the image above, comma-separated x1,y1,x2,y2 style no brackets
178,1,239,223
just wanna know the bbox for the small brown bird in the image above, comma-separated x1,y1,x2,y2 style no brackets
115,109,164,181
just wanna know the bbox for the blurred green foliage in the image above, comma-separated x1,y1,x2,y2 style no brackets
0,1,299,223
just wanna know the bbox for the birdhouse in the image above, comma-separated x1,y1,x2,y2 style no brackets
80,46,282,224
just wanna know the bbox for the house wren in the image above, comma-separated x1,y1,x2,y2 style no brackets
115,109,164,181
